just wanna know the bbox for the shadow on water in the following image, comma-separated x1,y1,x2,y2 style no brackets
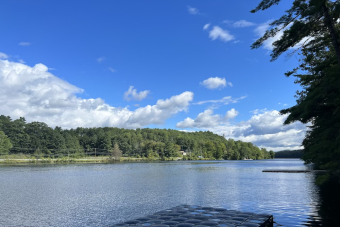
297,174,340,227
316,177,340,226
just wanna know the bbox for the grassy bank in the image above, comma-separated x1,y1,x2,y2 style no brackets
0,155,209,164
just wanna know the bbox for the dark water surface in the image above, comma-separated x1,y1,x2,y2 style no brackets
0,159,331,226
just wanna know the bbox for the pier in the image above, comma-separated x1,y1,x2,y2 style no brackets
112,205,273,227
262,169,327,173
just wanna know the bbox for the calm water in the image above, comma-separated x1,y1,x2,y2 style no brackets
0,159,330,226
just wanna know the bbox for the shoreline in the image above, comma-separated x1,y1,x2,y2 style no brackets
0,156,278,164
0,156,207,164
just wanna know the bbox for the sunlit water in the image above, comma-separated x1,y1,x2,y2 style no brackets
0,160,327,226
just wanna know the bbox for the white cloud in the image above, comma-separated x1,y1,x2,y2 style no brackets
203,23,210,30
176,109,307,151
48,68,56,71
126,91,193,128
255,20,311,51
0,52,8,59
97,57,106,63
227,82,233,87
124,86,150,101
233,20,256,27
250,108,267,115
176,108,238,128
19,42,31,46
254,21,280,50
209,26,234,42
200,77,228,89
222,20,233,25
194,96,246,106
225,108,238,119
187,6,199,15
108,67,116,73
19,59,26,64
0,59,194,129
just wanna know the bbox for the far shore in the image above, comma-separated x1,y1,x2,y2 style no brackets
0,156,206,164
0,156,280,164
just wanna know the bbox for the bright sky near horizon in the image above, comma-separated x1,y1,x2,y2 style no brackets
0,0,307,151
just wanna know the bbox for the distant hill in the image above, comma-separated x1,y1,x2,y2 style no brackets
275,149,303,158
0,114,275,160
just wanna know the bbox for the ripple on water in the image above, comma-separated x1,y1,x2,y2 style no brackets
0,160,334,226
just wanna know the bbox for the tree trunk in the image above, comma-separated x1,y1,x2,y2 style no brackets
323,1,340,66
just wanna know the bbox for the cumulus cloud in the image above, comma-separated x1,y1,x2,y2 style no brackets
187,6,199,15
176,108,238,128
176,109,307,151
200,77,230,89
97,57,106,63
209,26,234,42
19,42,31,46
229,110,307,150
124,86,150,101
0,52,8,59
233,20,256,27
0,58,194,129
203,23,210,30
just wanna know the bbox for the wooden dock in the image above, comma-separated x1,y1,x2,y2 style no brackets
262,169,327,173
112,205,273,227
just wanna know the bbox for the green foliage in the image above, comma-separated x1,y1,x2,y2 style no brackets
0,131,13,154
275,150,302,158
251,0,340,62
111,143,122,161
252,0,340,181
0,114,273,160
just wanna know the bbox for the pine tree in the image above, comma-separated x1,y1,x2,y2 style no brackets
252,0,340,182
111,143,122,161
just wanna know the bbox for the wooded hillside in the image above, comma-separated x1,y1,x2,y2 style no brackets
0,115,274,160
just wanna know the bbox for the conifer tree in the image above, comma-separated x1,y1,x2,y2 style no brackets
252,0,340,182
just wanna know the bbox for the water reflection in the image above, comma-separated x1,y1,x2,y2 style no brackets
0,160,337,226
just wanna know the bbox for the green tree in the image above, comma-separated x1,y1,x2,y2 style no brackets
0,131,13,154
111,143,122,161
252,0,340,180
251,0,340,65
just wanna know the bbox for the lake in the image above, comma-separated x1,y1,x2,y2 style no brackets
0,159,332,226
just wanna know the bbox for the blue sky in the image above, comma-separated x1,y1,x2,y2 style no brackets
0,0,307,151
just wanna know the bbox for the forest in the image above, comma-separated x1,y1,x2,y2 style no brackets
275,150,303,159
0,115,275,160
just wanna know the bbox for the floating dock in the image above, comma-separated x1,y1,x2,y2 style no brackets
262,169,327,173
112,205,273,227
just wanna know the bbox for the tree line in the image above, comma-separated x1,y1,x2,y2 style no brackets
275,150,303,159
0,115,275,160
